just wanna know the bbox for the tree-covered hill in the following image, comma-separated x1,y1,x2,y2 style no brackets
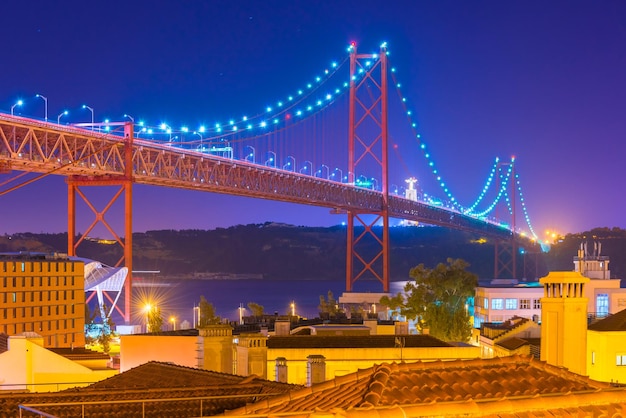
1,225,624,281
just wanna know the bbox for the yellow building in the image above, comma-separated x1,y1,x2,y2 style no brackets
540,271,589,376
236,322,479,386
0,333,116,392
587,308,626,383
120,325,234,373
0,253,85,348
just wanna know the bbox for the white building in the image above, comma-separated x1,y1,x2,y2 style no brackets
474,241,626,328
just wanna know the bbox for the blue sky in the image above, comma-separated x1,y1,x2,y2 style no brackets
1,0,625,238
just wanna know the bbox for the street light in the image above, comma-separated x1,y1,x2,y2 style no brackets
300,160,313,174
10,100,23,116
283,156,295,171
123,113,134,123
332,168,343,182
265,151,276,167
57,110,68,124
160,123,172,141
169,316,176,331
193,306,200,328
35,94,48,121
82,105,94,130
371,177,378,190
193,131,203,151
290,301,296,317
239,303,244,325
245,145,255,163
321,164,330,180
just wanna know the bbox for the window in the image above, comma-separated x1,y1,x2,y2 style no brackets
483,298,489,309
597,294,609,317
491,298,503,310
533,299,541,309
505,299,518,310
520,299,530,309
617,354,626,366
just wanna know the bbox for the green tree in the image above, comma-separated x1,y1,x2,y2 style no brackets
389,258,477,342
318,290,340,316
198,295,221,326
379,292,405,313
247,302,264,317
85,303,115,353
97,305,115,354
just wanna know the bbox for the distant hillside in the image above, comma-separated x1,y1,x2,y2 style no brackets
1,225,624,281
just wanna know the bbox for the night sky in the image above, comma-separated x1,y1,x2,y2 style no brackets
1,0,625,239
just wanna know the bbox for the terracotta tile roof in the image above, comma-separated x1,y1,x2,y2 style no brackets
267,335,452,349
588,308,626,331
0,361,299,417
84,361,281,390
224,355,612,417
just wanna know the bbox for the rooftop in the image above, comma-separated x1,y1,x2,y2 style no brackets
225,355,619,417
267,334,452,349
0,361,299,417
588,308,626,332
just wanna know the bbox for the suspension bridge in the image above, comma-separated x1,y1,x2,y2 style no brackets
0,43,540,324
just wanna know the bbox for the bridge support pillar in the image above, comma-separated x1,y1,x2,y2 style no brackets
345,42,390,293
67,122,134,324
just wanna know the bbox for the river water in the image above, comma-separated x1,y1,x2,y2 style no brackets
127,276,406,327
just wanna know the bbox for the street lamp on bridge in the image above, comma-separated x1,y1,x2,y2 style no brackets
245,145,255,163
265,151,276,168
300,161,313,174
57,110,68,125
35,94,48,121
283,155,296,171
332,168,343,183
82,105,94,130
193,131,203,150
160,123,172,141
10,100,23,116
321,164,330,180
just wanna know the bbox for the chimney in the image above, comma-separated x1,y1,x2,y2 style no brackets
395,321,409,335
307,355,326,386
540,271,589,376
274,320,291,336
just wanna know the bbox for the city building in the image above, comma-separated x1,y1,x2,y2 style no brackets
587,308,626,383
120,325,234,373
478,316,541,358
474,243,626,327
0,333,116,392
0,252,85,348
474,280,542,327
119,321,480,385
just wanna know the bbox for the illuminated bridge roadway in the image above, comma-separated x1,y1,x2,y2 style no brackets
0,114,515,239
0,114,511,238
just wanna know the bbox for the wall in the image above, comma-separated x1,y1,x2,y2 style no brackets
120,335,199,372
0,336,116,392
587,330,626,384
264,345,480,386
